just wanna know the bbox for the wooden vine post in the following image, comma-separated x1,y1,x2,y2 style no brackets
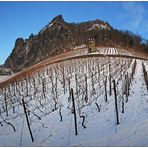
68,78,71,98
71,88,78,135
62,66,66,94
22,98,34,142
108,59,112,96
4,90,8,117
75,74,78,95
85,74,88,102
104,76,107,102
109,74,112,96
113,79,120,125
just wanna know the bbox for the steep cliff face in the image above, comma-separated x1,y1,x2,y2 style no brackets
4,15,112,72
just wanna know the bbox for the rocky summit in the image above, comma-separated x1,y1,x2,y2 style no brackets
4,15,147,72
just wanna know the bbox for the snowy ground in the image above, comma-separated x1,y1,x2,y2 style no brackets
0,75,11,83
0,55,148,146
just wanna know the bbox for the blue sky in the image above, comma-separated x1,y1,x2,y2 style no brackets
0,1,148,64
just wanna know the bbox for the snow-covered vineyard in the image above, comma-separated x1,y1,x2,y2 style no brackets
0,49,148,146
70,46,148,59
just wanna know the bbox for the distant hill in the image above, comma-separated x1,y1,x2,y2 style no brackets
4,15,148,72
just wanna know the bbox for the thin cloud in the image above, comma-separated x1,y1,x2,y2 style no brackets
122,2,145,31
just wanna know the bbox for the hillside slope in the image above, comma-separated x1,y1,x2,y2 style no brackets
0,49,148,146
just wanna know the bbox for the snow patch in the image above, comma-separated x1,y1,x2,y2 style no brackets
72,44,87,49
88,23,110,31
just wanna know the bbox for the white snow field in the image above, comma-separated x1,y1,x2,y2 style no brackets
0,50,148,146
